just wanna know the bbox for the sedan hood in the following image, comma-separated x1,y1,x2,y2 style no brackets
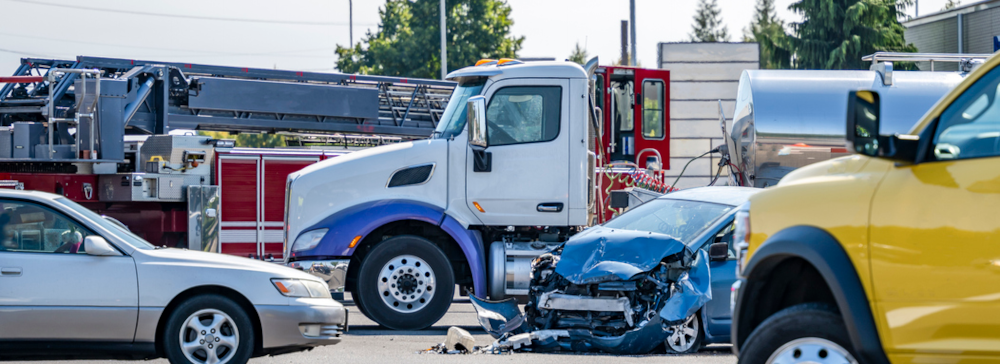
139,248,318,280
555,226,691,285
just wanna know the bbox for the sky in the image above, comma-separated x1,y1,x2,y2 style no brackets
0,0,973,77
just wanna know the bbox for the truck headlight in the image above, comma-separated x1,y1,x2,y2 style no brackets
271,278,332,298
734,202,751,277
291,228,328,252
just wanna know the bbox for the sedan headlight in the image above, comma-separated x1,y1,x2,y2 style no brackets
733,202,751,277
271,278,332,299
291,228,328,252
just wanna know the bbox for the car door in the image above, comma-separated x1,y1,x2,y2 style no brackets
0,198,138,341
466,78,570,226
702,220,737,339
869,64,1000,358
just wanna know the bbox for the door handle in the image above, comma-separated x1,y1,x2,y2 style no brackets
537,203,564,213
1,267,21,276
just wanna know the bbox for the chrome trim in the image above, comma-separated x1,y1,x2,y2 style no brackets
385,163,436,188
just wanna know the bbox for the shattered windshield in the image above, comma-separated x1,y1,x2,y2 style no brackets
603,198,733,245
434,78,486,139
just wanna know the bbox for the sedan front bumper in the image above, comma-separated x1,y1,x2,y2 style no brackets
255,298,348,350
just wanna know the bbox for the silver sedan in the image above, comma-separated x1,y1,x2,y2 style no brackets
0,190,347,364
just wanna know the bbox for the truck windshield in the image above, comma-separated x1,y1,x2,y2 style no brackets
602,198,733,245
434,79,486,139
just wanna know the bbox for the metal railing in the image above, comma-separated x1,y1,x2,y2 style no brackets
863,52,993,71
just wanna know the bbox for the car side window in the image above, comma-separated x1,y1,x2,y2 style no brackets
932,66,1000,161
702,222,736,259
486,86,562,146
0,200,95,254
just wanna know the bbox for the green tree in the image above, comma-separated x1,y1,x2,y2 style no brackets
943,0,960,10
336,0,524,79
745,0,793,69
568,42,589,65
198,131,286,148
788,0,916,70
690,0,730,42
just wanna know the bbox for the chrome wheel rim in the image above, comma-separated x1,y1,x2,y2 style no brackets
665,313,699,352
766,338,858,364
378,254,435,313
180,309,240,364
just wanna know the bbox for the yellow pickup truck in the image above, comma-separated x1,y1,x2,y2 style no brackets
731,54,1000,363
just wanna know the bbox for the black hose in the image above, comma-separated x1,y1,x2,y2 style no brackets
669,147,719,192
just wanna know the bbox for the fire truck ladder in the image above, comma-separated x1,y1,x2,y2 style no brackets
0,56,455,162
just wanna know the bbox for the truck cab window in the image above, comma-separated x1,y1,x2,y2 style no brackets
609,79,635,162
485,86,561,146
933,66,1000,161
642,80,665,139
434,79,487,139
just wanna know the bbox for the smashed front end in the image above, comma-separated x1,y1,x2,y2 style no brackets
470,227,711,354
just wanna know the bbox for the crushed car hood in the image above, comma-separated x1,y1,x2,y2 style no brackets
555,226,692,285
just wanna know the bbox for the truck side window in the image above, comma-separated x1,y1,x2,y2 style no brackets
485,86,562,146
933,66,1000,161
642,80,665,139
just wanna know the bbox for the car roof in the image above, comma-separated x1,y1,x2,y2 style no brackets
0,189,63,201
659,186,760,206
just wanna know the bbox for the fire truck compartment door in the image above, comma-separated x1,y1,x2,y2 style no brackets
466,78,571,226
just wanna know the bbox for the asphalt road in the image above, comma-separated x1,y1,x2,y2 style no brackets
14,294,737,364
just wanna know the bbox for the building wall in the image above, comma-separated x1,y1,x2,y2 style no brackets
904,1,1000,71
657,42,759,188
905,17,960,71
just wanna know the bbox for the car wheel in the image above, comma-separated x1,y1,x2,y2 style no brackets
738,303,858,364
664,312,703,354
163,294,254,364
355,235,454,330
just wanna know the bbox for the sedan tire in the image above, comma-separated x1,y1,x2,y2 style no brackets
163,294,255,364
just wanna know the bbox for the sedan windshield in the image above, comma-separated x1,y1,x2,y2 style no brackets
434,79,486,139
55,197,156,250
603,198,733,245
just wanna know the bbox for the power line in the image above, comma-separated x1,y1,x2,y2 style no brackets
0,33,338,58
3,0,375,27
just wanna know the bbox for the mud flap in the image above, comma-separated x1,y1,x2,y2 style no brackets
659,249,712,324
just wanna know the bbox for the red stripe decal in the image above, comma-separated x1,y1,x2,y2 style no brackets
831,148,848,153
0,76,44,83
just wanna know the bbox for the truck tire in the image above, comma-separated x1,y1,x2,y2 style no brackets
163,294,255,364
738,303,858,364
355,235,454,330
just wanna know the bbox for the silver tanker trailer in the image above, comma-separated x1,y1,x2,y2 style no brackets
724,52,991,187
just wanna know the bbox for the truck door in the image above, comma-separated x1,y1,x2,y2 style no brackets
466,78,571,226
634,68,670,169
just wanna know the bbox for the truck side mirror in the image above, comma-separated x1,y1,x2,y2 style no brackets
846,90,919,163
467,96,488,149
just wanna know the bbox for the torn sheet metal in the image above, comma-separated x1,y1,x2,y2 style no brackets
469,228,712,355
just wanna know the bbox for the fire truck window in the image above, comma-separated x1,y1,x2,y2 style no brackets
0,200,94,254
612,81,634,132
643,80,665,139
485,86,562,146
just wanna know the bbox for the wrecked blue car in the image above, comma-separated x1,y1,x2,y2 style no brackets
470,187,760,354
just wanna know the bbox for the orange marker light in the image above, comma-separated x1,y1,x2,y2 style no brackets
473,202,485,213
476,59,497,66
348,235,362,249
497,58,518,65
274,281,290,293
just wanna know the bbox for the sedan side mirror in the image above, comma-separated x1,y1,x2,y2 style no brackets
846,90,918,163
709,242,729,262
85,236,121,256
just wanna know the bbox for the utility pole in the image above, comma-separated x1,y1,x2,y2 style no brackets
630,0,636,66
349,0,353,48
441,0,447,79
620,20,629,66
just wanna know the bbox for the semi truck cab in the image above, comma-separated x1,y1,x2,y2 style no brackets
284,59,597,330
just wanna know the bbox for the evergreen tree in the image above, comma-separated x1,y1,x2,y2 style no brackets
568,42,589,65
336,0,524,79
789,0,916,70
746,0,793,69
690,0,730,42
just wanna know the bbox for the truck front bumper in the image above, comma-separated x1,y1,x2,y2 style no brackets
288,259,350,300
255,298,348,351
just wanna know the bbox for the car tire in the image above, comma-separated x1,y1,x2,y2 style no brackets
664,312,704,354
163,294,255,364
738,303,858,364
355,235,454,330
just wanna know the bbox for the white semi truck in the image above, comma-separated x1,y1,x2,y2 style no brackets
283,57,677,330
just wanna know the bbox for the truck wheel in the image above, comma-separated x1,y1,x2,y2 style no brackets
664,312,703,354
738,303,858,364
355,235,454,330
163,294,254,364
